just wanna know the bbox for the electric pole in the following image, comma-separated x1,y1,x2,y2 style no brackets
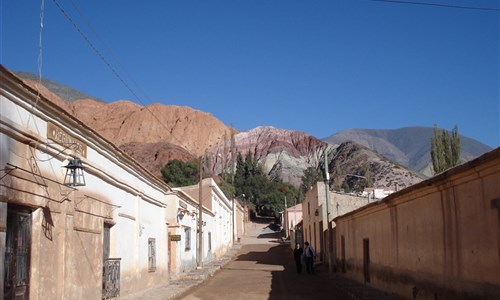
324,148,333,273
197,156,203,268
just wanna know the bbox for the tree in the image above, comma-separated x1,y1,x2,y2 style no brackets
431,125,461,174
232,151,298,216
161,159,199,187
299,167,322,199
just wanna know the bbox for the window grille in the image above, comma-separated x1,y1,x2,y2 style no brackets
184,227,191,251
208,232,212,251
148,238,156,272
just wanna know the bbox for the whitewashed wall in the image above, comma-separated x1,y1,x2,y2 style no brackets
0,67,173,298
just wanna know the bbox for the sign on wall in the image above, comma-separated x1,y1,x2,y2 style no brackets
47,122,87,158
170,235,181,241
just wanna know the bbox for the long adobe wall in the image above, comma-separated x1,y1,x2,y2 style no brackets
335,148,500,299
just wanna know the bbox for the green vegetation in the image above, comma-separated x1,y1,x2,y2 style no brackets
161,159,199,187
299,167,323,198
233,152,298,216
161,152,299,216
431,125,461,174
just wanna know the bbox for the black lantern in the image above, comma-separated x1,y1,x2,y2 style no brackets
63,158,86,187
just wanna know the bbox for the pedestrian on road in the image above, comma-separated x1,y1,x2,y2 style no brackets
303,241,316,274
293,243,303,273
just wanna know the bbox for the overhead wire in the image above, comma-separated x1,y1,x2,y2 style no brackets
51,0,205,152
370,0,500,11
15,0,84,205
67,0,152,107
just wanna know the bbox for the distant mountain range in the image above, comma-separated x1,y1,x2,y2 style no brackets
323,128,492,177
14,71,102,102
13,70,493,190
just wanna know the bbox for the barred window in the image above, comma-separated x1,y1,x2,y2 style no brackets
185,227,191,251
148,238,156,272
208,232,212,251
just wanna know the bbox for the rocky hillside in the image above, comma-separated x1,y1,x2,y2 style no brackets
15,71,101,102
323,127,493,177
19,73,423,189
326,141,423,190
209,126,328,187
209,127,423,189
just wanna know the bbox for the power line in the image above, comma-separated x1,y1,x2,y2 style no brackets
51,0,203,152
371,0,500,11
67,0,152,107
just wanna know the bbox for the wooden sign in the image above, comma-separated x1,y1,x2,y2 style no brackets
47,122,87,158
170,234,181,241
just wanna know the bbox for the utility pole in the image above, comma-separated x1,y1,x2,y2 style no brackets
324,148,333,273
284,196,288,238
232,197,235,244
197,156,203,268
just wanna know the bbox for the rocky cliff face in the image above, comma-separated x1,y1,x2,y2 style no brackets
326,141,423,190
209,126,328,186
209,127,423,189
21,75,423,189
324,127,492,177
21,77,233,176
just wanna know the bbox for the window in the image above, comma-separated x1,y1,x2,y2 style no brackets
208,232,212,251
148,238,156,272
184,227,191,251
103,223,112,261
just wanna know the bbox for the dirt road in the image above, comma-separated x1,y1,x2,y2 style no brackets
179,219,358,300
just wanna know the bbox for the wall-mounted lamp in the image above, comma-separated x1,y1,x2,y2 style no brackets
314,209,319,216
178,208,197,221
177,209,185,220
63,157,86,187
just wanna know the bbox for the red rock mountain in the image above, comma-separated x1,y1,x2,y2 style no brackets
19,76,423,189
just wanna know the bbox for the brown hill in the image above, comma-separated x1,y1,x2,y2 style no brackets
72,100,234,175
20,77,233,176
20,74,422,189
209,126,423,189
326,141,422,191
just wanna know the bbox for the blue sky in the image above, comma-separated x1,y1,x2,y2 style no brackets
1,0,499,147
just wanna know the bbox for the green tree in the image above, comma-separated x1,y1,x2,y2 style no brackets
161,159,199,187
232,151,298,216
431,125,461,174
299,167,322,199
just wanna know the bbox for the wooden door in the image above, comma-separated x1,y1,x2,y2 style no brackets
363,238,370,283
4,208,31,300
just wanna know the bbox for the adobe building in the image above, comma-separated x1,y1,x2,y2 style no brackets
0,65,174,299
179,178,234,260
302,182,368,266
334,147,500,299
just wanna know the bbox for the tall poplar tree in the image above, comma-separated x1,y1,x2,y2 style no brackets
431,125,461,174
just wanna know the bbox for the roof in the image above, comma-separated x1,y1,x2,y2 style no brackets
0,64,172,195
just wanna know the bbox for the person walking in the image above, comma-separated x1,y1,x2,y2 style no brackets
293,243,303,273
303,241,316,274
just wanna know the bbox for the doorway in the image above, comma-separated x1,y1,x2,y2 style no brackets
363,238,370,283
341,235,346,273
4,207,32,300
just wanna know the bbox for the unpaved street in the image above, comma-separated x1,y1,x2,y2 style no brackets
179,220,356,300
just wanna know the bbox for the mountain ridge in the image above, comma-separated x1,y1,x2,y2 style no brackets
323,127,492,177
13,71,490,189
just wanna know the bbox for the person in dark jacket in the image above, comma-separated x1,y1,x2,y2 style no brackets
303,241,316,274
293,243,303,273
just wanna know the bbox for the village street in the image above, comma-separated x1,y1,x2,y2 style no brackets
178,219,398,300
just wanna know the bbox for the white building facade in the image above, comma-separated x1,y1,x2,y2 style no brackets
0,66,175,299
